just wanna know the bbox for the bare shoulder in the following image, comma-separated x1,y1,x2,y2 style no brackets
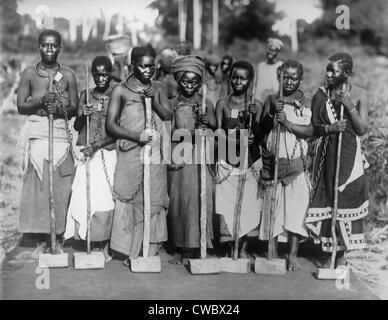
60,66,76,80
169,95,178,107
350,84,368,106
206,98,215,110
215,96,227,109
266,93,276,104
21,66,36,79
111,82,124,96
152,79,165,91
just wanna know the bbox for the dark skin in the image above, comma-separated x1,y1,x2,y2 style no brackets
16,33,78,258
322,60,368,268
206,63,218,77
216,67,257,147
325,60,368,136
259,66,313,271
220,57,233,74
259,66,314,139
106,54,172,145
74,63,115,157
176,71,216,132
17,34,78,119
168,71,216,265
266,44,279,64
215,67,258,258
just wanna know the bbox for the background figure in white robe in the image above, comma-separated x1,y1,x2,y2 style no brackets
254,38,284,113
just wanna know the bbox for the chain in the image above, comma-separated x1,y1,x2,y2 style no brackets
100,147,143,203
52,82,84,162
94,93,144,203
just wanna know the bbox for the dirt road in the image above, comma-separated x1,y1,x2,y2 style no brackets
1,241,378,300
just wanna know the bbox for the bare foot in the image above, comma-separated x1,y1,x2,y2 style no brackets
321,256,332,269
122,258,130,267
230,245,234,258
288,256,301,271
168,253,183,265
239,250,248,259
264,250,279,259
30,242,47,259
103,244,112,263
148,244,161,257
336,255,347,268
55,241,64,254
43,241,65,255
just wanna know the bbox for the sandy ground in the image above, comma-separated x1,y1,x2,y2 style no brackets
1,241,379,300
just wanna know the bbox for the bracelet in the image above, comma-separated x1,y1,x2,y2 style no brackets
287,122,293,133
324,124,330,134
350,107,358,114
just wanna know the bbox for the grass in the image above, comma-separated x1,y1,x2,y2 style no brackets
227,38,388,224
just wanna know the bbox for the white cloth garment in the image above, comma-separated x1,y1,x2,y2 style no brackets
259,100,311,241
64,149,116,240
259,173,310,242
17,115,69,181
216,159,262,238
255,61,283,104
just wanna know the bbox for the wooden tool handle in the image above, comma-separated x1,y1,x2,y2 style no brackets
143,97,152,258
85,65,92,254
268,70,283,260
200,83,207,260
233,171,247,260
201,83,207,114
248,76,257,137
330,83,346,269
48,72,56,254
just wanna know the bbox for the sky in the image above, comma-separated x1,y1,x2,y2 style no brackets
17,0,323,35
271,0,322,35
17,0,157,24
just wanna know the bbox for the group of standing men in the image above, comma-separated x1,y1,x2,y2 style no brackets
16,29,369,273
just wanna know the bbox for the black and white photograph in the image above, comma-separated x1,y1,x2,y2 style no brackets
0,0,387,303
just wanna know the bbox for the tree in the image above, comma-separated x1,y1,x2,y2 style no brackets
311,0,388,55
149,0,282,48
0,0,22,52
220,0,282,45
149,0,179,37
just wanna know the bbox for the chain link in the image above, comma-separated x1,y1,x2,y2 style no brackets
205,111,252,184
52,82,84,162
95,93,144,203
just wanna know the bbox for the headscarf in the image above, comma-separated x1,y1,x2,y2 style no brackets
171,55,206,82
267,38,284,51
